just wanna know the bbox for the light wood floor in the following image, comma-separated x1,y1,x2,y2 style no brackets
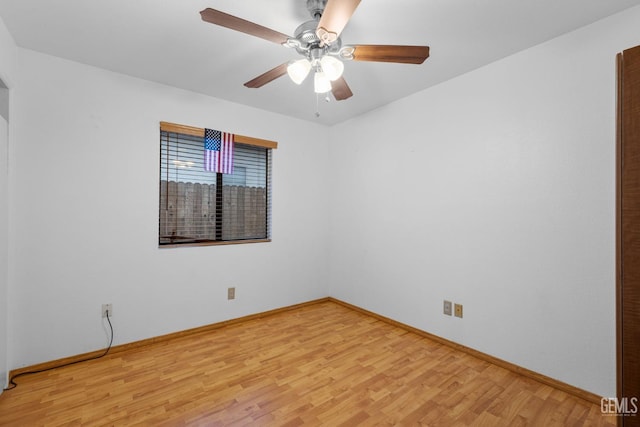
0,301,614,426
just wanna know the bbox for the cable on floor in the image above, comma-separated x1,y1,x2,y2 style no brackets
3,311,114,391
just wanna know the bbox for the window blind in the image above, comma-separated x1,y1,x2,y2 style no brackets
159,123,275,246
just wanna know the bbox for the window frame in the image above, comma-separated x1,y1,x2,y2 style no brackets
159,121,277,248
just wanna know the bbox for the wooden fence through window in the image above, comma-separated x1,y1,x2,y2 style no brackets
159,181,267,244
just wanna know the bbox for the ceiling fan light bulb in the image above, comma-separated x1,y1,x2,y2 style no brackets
320,56,344,81
314,71,332,93
287,59,311,85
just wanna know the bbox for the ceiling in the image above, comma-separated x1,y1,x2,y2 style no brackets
1,0,640,126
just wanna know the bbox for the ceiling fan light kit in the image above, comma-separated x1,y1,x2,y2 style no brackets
287,59,312,85
200,0,429,106
320,56,344,81
287,55,344,94
314,71,332,93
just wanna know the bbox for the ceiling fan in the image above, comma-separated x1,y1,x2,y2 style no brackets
200,0,430,101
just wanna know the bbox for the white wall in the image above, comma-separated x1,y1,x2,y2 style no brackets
8,48,330,369
328,6,640,397
0,14,16,393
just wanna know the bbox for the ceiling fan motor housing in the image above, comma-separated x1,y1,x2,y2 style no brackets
293,19,342,57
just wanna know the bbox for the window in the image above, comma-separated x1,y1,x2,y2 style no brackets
159,122,277,247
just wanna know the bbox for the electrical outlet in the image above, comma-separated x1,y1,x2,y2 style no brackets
454,303,463,318
443,300,452,316
102,303,113,318
227,287,235,300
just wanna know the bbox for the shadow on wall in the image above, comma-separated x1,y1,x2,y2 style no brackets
0,80,7,121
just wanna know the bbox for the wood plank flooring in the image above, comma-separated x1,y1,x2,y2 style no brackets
0,301,614,426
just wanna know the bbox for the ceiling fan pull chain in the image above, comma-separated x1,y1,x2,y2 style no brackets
315,92,320,118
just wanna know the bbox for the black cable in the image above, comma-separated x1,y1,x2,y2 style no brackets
3,312,114,391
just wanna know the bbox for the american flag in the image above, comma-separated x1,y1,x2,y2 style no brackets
204,128,234,174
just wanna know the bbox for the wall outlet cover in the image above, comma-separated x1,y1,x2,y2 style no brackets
454,303,463,318
443,300,452,316
102,303,112,318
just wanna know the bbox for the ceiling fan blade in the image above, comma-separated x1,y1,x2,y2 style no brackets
244,63,289,88
200,8,290,45
331,76,353,101
348,45,430,64
316,0,361,45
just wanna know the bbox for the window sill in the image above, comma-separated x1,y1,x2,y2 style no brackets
159,238,271,249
